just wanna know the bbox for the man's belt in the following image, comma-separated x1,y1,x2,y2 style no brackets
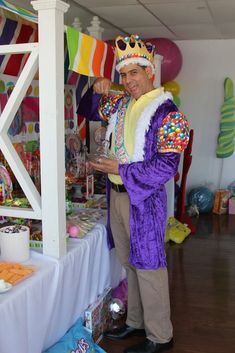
110,182,127,193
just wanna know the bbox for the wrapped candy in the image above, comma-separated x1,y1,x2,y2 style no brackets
67,223,80,238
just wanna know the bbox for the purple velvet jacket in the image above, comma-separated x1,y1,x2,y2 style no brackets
78,88,180,270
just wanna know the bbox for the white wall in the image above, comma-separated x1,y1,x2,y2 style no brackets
175,39,235,192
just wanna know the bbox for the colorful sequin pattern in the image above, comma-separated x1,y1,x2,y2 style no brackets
157,111,189,153
98,93,124,121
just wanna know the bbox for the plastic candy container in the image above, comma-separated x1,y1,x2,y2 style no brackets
188,186,214,213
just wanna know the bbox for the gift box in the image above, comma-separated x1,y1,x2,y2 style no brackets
229,197,235,215
213,189,231,215
84,287,112,343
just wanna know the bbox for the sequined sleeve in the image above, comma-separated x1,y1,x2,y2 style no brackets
98,93,124,121
157,111,189,153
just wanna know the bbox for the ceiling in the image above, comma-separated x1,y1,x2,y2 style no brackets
12,0,235,41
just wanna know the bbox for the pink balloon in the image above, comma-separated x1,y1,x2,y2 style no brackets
147,38,183,84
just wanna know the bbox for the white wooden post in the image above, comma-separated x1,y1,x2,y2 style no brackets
153,54,163,88
31,0,69,258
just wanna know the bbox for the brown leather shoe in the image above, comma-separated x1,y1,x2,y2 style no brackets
123,338,174,353
104,324,145,340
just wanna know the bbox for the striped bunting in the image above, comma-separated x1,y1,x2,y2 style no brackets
0,4,120,142
0,3,120,82
0,0,38,23
66,26,117,81
0,14,38,76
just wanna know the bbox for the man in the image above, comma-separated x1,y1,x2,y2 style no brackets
78,34,189,353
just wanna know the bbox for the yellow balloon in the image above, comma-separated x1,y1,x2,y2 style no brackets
163,80,180,96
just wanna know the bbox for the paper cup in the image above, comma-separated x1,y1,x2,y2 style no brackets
0,225,30,262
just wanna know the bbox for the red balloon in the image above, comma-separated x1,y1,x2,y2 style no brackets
147,38,183,84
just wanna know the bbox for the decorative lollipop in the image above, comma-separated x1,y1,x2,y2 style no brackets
216,77,235,158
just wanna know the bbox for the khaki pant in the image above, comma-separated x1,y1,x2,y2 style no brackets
110,189,173,343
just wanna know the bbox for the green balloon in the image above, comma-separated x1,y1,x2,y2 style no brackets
173,95,181,107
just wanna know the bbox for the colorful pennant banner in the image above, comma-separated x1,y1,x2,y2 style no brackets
0,0,38,23
0,15,38,76
66,26,117,81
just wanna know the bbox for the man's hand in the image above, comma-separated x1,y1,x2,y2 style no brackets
93,78,112,95
89,158,119,175
85,162,94,175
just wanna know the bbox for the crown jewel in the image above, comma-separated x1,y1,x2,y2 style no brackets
115,34,155,71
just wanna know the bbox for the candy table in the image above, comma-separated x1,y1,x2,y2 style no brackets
0,223,124,353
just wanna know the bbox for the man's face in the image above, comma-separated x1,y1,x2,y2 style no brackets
119,64,153,99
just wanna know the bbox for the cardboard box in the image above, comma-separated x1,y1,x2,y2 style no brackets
84,287,112,343
213,189,231,215
229,197,235,215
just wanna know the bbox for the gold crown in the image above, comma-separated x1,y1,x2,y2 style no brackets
115,34,155,69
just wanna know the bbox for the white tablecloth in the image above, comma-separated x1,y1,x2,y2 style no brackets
0,224,125,353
